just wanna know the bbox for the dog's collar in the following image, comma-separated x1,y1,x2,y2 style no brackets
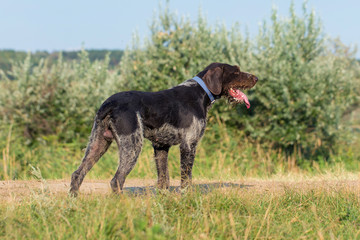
192,76,216,104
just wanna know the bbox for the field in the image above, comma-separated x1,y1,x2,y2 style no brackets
1,122,360,239
0,108,359,239
1,175,360,239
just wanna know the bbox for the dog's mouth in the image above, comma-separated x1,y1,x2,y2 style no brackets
228,88,250,109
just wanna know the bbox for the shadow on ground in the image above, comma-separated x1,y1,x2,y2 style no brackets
123,182,253,195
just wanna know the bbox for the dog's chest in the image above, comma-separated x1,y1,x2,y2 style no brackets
143,116,206,146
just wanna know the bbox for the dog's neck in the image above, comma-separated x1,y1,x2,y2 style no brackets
192,76,215,104
178,79,215,115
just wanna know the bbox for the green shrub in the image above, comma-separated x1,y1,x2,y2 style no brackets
119,6,250,92
120,3,358,157
0,51,120,143
240,4,357,157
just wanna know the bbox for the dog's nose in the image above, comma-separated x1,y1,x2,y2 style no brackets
254,76,258,83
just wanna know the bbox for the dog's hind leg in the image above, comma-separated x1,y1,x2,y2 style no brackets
69,119,112,196
110,113,144,193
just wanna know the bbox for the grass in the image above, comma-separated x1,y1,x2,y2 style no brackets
0,124,359,240
1,183,360,239
1,116,360,181
1,108,360,239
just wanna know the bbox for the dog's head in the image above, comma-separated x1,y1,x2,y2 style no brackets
197,63,258,108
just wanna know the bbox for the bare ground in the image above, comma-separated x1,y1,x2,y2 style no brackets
1,178,360,202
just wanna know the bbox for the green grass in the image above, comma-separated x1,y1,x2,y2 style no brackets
1,108,360,239
1,113,359,240
1,186,360,239
2,118,360,181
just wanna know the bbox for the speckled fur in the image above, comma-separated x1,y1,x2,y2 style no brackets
69,63,258,196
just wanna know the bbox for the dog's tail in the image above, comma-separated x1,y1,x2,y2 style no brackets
95,102,115,140
96,101,115,121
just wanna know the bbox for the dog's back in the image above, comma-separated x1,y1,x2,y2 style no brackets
97,80,208,131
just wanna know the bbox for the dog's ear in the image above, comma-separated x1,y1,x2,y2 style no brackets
203,67,223,95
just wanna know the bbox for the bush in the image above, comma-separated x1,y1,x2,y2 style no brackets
119,3,358,157
241,4,357,156
0,51,120,143
119,6,251,92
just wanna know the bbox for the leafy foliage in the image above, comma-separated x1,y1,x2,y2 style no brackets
119,7,249,91
239,4,357,157
0,51,120,143
120,3,358,157
0,3,358,160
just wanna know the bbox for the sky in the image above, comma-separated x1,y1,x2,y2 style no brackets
1,0,359,58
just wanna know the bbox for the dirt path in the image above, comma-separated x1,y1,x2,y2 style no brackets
1,178,360,202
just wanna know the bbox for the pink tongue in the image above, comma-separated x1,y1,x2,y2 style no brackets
239,91,250,109
230,89,250,109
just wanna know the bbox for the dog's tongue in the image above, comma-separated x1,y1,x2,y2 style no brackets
229,89,250,109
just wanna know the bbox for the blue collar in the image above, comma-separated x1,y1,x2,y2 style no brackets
192,76,216,104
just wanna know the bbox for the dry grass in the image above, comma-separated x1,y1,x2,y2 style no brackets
1,177,360,239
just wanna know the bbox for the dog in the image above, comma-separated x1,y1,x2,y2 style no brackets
69,63,258,196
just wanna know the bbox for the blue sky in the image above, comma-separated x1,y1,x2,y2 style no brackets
1,0,359,57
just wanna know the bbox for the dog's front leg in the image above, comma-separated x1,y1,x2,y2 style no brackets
180,142,197,189
153,144,170,189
